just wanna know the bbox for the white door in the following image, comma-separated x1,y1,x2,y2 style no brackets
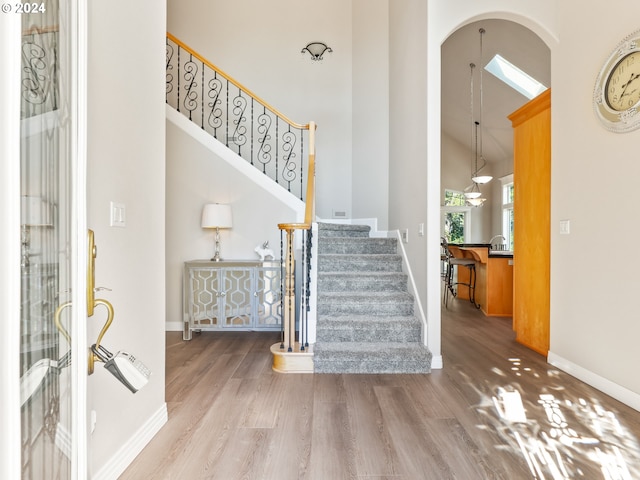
1,1,88,478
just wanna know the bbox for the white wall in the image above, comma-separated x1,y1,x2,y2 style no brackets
352,0,390,229
441,132,492,243
87,0,167,475
165,113,303,328
388,0,432,358
549,0,640,407
167,0,356,221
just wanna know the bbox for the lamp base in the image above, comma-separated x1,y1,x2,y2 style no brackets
211,228,223,261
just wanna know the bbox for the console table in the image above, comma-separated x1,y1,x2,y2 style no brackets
183,260,281,340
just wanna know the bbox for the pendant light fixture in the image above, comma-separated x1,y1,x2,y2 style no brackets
464,62,486,207
471,27,492,186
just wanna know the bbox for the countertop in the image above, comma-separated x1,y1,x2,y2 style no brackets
449,243,513,259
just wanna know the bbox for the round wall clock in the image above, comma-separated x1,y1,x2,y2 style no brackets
594,29,640,133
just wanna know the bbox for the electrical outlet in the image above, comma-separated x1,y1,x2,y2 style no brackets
559,219,570,235
401,228,409,243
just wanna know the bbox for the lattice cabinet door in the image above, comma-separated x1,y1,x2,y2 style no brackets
254,263,281,327
221,267,253,328
184,265,223,339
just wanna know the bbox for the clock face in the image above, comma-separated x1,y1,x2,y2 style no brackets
594,29,640,133
605,51,640,112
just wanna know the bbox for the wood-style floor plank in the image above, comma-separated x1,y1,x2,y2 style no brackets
120,302,640,480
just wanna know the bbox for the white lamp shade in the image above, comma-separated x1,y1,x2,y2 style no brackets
201,203,233,229
467,198,486,207
471,175,493,184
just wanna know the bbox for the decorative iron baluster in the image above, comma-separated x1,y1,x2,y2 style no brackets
304,227,312,348
207,74,223,135
166,39,174,101
281,125,298,193
182,54,199,121
225,78,229,148
256,107,272,174
231,88,248,154
300,129,304,201
176,45,180,112
275,118,279,184
250,98,254,165
200,58,205,129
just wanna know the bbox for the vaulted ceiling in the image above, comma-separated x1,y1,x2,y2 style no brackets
441,19,551,169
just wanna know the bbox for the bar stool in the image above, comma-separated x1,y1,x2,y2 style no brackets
441,239,480,309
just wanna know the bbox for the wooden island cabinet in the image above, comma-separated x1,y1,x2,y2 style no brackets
448,245,513,317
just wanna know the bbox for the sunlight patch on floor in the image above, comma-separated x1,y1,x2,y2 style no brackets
472,357,640,479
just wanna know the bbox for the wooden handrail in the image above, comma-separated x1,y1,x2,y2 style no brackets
167,32,310,131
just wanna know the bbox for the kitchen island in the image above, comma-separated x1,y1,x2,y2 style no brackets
447,244,513,317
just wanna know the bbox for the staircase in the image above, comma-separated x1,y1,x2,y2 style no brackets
313,223,432,374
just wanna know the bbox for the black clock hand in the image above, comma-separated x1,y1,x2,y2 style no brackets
621,73,640,91
618,73,640,106
619,73,635,99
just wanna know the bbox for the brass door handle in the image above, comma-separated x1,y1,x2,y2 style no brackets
87,230,97,317
88,298,114,374
85,230,116,374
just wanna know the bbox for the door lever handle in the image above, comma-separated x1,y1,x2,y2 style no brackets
87,230,97,316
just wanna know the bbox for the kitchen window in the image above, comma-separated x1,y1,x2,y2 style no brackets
442,189,470,244
501,175,514,250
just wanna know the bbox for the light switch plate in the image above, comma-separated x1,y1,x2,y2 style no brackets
110,202,126,227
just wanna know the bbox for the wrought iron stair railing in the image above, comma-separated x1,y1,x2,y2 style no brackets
166,33,317,370
166,33,310,201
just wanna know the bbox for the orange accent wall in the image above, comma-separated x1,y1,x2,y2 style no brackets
508,89,551,357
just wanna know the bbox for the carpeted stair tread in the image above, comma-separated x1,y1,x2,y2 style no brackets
318,254,403,272
318,237,398,255
316,315,422,343
313,342,432,374
318,222,371,238
318,290,413,301
317,292,414,316
318,272,408,292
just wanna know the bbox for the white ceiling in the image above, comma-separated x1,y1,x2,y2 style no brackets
441,19,550,168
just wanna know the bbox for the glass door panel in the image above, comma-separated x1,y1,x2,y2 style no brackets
20,0,78,478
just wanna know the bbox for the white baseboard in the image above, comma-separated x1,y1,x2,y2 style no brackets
430,355,443,370
165,321,182,332
548,351,640,412
92,403,168,480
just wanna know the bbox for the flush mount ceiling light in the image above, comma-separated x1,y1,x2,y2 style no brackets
301,42,332,61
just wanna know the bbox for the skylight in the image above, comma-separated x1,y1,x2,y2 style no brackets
485,54,547,100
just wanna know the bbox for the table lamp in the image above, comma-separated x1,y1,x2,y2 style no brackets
201,203,233,261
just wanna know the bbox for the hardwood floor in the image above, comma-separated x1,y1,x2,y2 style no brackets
120,300,640,479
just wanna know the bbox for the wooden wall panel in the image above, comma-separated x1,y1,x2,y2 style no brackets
508,89,551,356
